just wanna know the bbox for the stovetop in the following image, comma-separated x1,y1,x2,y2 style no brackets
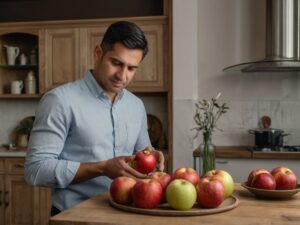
250,145,300,152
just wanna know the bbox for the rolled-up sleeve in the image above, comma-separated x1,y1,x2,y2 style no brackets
24,92,80,188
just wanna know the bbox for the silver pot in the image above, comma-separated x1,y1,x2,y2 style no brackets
248,128,289,148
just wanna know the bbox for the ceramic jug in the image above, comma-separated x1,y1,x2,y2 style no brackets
11,80,23,94
4,45,20,65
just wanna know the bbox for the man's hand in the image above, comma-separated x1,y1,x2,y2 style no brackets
102,155,147,179
71,155,146,184
153,149,165,172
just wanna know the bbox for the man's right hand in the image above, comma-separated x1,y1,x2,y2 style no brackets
71,155,146,184
102,155,147,179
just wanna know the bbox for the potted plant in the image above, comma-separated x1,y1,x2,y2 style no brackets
193,93,229,176
15,116,35,148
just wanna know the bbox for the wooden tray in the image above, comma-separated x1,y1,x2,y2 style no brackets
241,182,300,199
109,195,239,216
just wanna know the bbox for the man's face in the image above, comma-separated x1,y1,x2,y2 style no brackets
93,42,143,101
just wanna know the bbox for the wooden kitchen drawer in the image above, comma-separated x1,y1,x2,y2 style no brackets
5,158,25,174
0,158,4,173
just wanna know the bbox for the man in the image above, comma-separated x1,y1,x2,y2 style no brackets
24,21,165,216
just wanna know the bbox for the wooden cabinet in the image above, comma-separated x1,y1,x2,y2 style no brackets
0,18,169,95
0,31,40,98
128,23,167,92
39,28,81,93
0,158,51,225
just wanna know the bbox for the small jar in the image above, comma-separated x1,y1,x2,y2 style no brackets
29,49,37,65
25,70,37,94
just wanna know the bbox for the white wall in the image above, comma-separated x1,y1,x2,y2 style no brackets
0,100,38,143
173,0,300,170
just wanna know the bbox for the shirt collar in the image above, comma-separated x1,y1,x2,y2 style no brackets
83,70,124,100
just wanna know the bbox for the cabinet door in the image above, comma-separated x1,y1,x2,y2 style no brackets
38,187,51,225
0,175,4,225
5,175,40,225
80,26,107,75
128,24,167,92
40,28,81,93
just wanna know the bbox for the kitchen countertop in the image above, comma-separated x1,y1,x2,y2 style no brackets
0,146,27,157
1,145,299,159
193,146,300,160
50,184,300,225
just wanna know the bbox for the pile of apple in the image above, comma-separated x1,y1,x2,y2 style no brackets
247,166,298,190
110,149,235,210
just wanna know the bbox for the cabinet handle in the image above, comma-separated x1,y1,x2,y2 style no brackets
216,160,229,164
4,191,9,208
14,163,24,168
0,190,2,206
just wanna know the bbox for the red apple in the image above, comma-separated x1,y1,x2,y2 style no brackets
247,169,270,187
271,166,298,190
131,179,163,209
131,147,157,174
196,177,225,208
149,171,172,202
204,170,234,198
109,176,136,204
172,167,200,186
251,173,276,190
149,171,172,189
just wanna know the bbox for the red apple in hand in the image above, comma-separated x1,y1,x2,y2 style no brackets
131,147,157,174
131,179,163,209
196,177,225,208
204,170,234,198
247,169,270,187
172,167,200,186
109,176,136,204
149,171,172,202
271,166,298,190
251,173,276,190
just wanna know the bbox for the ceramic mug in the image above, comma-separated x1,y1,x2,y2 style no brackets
11,80,24,94
4,45,20,65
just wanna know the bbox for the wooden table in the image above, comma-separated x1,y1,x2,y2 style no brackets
50,184,300,225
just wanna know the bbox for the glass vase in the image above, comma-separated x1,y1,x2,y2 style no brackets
198,131,215,176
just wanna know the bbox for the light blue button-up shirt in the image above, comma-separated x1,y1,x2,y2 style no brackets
24,70,151,211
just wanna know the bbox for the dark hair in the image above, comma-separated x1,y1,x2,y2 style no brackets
101,21,148,59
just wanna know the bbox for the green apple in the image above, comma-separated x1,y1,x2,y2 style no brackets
204,169,234,198
166,179,197,210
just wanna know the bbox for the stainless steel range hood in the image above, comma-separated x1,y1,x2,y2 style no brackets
224,0,300,73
